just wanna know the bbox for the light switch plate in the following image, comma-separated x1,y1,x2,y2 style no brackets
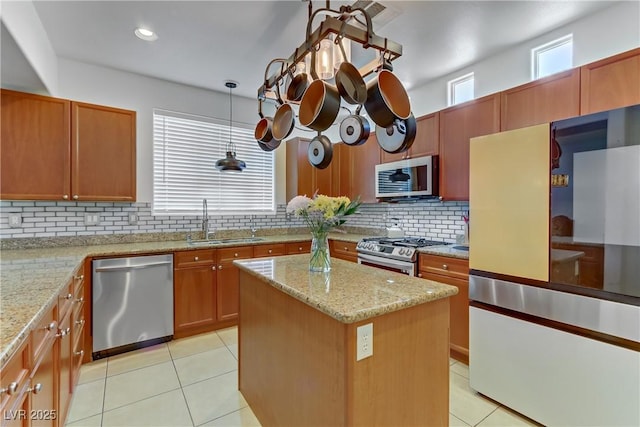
84,213,100,226
356,323,373,361
128,213,138,225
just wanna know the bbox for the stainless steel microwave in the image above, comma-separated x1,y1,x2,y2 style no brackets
375,156,438,200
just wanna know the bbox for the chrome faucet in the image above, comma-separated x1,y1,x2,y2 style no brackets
202,199,209,240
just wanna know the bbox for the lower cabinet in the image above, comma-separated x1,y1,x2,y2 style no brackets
286,241,311,254
173,249,217,338
216,246,254,322
418,253,470,364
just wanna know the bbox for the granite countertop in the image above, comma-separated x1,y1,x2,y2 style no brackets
418,244,470,260
235,255,459,324
0,232,368,365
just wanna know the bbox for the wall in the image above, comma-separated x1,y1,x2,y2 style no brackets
0,199,469,244
0,1,637,243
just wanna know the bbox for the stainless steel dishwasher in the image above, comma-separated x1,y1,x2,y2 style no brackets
92,254,173,358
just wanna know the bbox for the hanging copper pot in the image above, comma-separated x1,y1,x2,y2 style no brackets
375,113,416,154
307,134,333,169
299,79,341,132
272,103,296,141
364,69,411,128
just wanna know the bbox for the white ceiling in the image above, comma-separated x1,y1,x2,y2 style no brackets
6,1,618,99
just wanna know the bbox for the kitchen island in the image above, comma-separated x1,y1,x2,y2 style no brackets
235,255,458,427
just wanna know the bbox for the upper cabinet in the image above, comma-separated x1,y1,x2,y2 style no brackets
580,48,640,115
500,69,580,131
439,94,500,201
380,112,439,163
0,89,136,201
286,137,337,199
335,135,381,203
1,90,71,200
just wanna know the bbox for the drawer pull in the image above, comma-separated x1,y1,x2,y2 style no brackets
194,256,199,261
75,297,84,304
75,350,85,357
298,247,303,251
234,253,238,257
1,382,18,396
418,273,423,278
442,264,448,270
268,249,272,254
75,319,85,326
344,247,348,251
28,383,43,394
57,327,71,338
45,322,57,331
74,274,84,281
62,293,73,300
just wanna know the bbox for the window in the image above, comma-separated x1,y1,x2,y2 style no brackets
153,109,275,215
448,72,474,106
532,34,573,79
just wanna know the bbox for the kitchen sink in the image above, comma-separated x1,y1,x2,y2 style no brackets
188,237,264,246
451,245,469,251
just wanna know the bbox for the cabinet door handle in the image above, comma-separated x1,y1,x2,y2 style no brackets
418,273,423,278
28,383,43,394
63,194,69,200
75,319,85,326
45,321,57,331
442,264,448,270
62,293,73,300
1,382,18,396
57,327,71,338
73,195,79,200
74,274,84,281
75,297,84,304
218,265,223,270
212,266,216,271
75,350,84,357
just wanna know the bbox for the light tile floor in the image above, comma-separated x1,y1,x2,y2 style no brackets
66,327,540,427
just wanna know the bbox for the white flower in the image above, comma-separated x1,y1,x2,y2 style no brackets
286,195,312,214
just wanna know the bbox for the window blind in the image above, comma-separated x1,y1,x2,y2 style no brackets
153,109,275,215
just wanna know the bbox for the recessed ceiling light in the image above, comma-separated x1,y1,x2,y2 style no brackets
134,27,158,41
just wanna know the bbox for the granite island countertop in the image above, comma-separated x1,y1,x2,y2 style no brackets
418,244,470,260
0,232,370,365
234,255,459,324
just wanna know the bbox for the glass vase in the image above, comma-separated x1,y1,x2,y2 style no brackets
310,232,331,272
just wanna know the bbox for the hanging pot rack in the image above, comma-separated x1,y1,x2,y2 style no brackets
257,2,403,102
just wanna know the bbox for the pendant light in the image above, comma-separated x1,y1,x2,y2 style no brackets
215,81,246,172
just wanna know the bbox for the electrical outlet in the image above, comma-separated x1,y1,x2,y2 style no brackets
8,213,22,228
84,213,100,226
356,323,373,361
128,213,138,225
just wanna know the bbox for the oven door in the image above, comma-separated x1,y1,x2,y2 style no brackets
357,253,415,276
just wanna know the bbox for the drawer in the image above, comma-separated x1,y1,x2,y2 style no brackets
72,265,85,295
174,249,216,268
58,280,74,319
286,241,311,254
331,240,358,256
419,254,469,281
253,244,286,258
217,246,254,262
30,305,57,365
0,340,29,415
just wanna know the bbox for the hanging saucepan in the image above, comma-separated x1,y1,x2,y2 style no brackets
334,40,367,105
339,105,370,146
299,51,341,132
364,69,411,128
285,54,309,102
254,99,275,144
307,133,333,169
257,139,280,152
273,103,296,141
375,113,417,154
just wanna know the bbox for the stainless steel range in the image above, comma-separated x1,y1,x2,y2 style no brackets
356,237,446,276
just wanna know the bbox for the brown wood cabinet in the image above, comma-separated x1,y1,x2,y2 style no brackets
0,89,136,201
216,246,254,322
501,69,580,131
380,112,440,163
253,244,286,257
439,94,501,201
329,240,358,262
335,135,381,203
1,340,29,427
418,253,469,364
173,249,217,337
580,48,640,115
286,137,339,199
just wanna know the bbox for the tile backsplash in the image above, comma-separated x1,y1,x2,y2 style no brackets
0,200,468,244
